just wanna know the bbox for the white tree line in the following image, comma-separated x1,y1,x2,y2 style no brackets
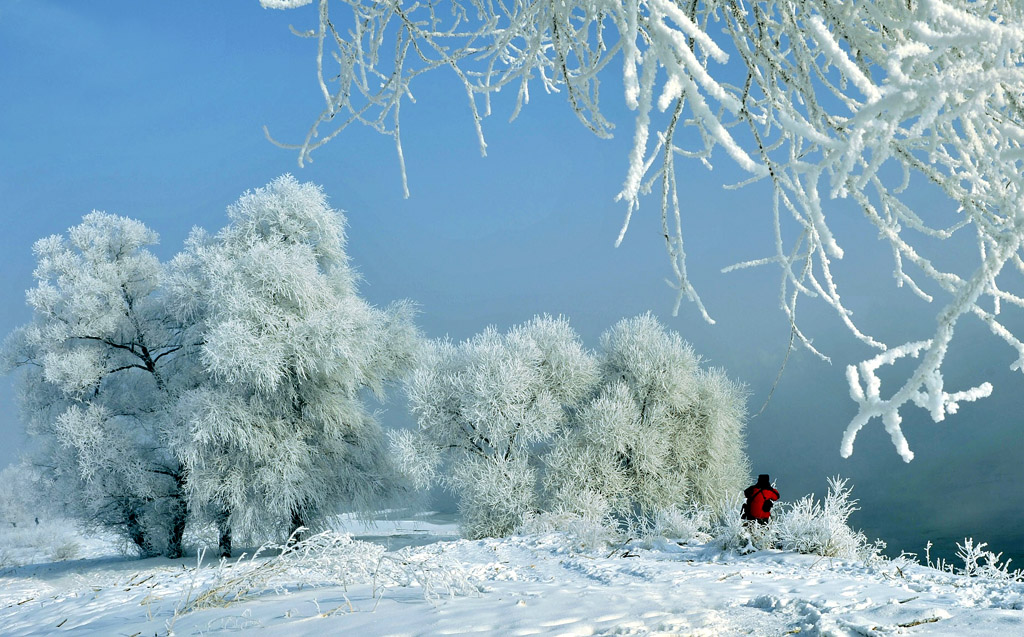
2,176,748,556
257,0,1024,462
395,312,749,539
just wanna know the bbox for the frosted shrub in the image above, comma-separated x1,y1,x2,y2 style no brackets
546,314,748,522
615,505,715,552
0,547,15,570
517,505,620,554
176,530,475,616
713,493,776,554
454,455,538,540
648,505,713,545
955,539,1023,582
0,464,41,528
926,539,1024,582
549,485,615,524
48,540,81,562
397,315,600,539
774,477,877,561
515,487,622,552
0,517,87,567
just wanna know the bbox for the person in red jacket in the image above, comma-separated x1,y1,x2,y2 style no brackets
742,474,780,523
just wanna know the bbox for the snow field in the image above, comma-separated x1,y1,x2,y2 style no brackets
2,519,1023,636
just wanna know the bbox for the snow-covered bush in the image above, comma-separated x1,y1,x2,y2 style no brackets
517,507,621,554
926,539,1024,583
0,517,89,569
173,530,475,619
168,175,419,549
774,477,882,562
546,314,748,522
2,213,194,557
518,499,712,553
0,547,14,570
645,505,713,546
48,539,81,562
712,492,776,554
396,315,600,539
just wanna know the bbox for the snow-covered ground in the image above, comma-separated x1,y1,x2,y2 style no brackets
2,513,1022,636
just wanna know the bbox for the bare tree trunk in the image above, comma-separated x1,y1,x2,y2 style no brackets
288,509,305,545
166,475,188,559
217,509,232,558
125,508,151,557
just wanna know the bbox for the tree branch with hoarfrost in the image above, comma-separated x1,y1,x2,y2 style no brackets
262,0,1024,461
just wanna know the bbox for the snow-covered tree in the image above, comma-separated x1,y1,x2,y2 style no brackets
1,213,194,557
260,0,1024,462
545,314,748,520
683,368,750,512
167,175,419,550
395,315,600,538
0,464,45,527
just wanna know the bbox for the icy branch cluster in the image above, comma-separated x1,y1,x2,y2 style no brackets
265,0,1024,460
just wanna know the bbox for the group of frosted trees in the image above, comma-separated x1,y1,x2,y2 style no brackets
2,176,417,557
394,313,749,539
3,176,749,553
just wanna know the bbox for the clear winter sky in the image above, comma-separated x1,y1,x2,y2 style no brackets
1,1,1021,563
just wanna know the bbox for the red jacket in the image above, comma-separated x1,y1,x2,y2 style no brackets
743,483,780,520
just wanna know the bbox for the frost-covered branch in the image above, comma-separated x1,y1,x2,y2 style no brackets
264,0,1024,460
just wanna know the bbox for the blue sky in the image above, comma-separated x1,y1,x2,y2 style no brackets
1,1,1021,563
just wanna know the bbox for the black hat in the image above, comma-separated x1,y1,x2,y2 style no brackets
756,474,771,487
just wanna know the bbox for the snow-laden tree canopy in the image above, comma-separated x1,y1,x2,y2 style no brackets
168,175,420,542
1,213,193,557
396,315,600,538
260,0,1024,461
545,313,748,519
398,313,748,537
